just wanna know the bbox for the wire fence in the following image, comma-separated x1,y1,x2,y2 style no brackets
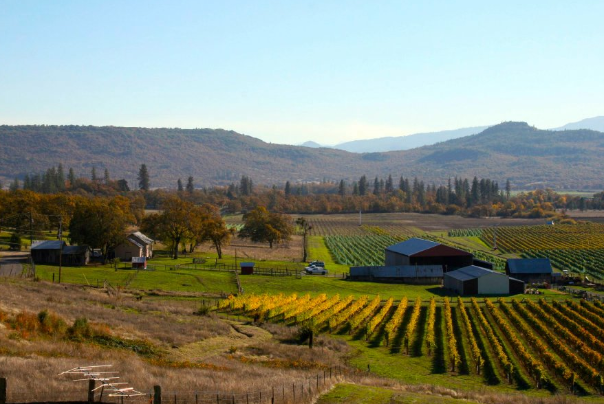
2,366,346,404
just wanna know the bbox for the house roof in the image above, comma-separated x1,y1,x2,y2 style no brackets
445,265,504,281
129,231,153,245
386,238,439,256
507,259,553,274
62,245,89,255
31,240,65,250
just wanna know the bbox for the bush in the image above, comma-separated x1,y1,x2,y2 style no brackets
38,310,68,335
68,317,94,340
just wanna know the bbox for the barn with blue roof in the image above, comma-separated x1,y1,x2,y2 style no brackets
385,238,474,272
505,258,553,284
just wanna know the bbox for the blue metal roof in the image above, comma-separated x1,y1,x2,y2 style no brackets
385,238,439,256
507,259,552,274
31,240,64,250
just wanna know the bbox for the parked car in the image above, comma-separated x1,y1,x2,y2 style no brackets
308,260,325,268
305,265,327,275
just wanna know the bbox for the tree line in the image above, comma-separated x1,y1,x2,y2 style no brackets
5,164,603,220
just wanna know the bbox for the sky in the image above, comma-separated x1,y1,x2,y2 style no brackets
1,1,603,145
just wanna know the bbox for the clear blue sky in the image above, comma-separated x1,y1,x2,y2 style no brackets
1,1,603,145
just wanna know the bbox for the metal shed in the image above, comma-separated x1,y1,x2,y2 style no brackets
444,265,523,295
349,265,443,284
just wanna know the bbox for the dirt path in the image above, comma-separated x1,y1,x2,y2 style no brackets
170,321,272,362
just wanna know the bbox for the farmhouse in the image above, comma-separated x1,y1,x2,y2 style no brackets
385,238,473,272
31,240,90,266
444,265,524,296
114,231,154,261
505,258,553,284
349,265,443,284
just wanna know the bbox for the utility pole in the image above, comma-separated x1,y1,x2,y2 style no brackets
29,211,33,246
58,218,63,284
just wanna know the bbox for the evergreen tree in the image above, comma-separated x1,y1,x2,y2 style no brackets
186,176,194,193
117,179,130,192
338,179,346,196
91,167,98,182
373,177,380,195
57,163,65,190
177,178,184,192
471,176,480,206
138,164,150,191
359,175,367,196
385,174,394,193
352,181,359,196
284,181,291,196
104,168,110,184
68,168,76,187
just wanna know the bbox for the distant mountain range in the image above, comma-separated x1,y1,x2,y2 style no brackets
1,121,604,189
552,116,604,132
301,116,604,153
332,126,491,152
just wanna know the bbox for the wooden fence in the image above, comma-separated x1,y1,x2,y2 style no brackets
1,366,346,404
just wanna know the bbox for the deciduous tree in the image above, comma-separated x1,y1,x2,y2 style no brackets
238,206,293,248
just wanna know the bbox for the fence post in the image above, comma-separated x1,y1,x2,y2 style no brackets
88,379,96,403
0,378,6,404
153,385,162,404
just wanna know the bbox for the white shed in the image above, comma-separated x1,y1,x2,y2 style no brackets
444,265,522,295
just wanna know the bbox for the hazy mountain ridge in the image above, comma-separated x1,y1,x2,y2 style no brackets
552,116,604,132
1,122,604,189
333,125,491,153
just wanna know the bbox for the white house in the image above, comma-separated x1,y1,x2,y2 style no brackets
114,231,154,261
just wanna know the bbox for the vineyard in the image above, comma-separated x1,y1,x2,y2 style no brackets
449,223,604,279
219,293,604,396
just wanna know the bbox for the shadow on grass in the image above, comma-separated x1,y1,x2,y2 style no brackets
431,306,446,374
451,307,470,375
389,308,414,354
410,307,427,357
468,311,500,385
368,307,395,348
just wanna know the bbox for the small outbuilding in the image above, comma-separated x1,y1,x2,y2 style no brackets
385,238,473,271
31,240,90,266
114,231,154,261
444,265,524,296
240,262,255,275
349,265,443,284
505,258,553,284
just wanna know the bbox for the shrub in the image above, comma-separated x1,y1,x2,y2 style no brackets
68,317,94,340
37,310,67,336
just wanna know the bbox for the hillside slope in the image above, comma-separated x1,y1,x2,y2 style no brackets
1,123,604,189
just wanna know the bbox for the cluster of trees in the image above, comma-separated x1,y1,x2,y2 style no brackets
141,197,233,259
0,190,145,257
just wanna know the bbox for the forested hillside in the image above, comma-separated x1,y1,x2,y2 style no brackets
1,123,603,189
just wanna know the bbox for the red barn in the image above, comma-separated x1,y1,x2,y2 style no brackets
385,238,473,272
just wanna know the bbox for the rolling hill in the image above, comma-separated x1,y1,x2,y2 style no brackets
1,123,604,189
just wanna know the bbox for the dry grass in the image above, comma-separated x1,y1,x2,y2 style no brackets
0,277,348,403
